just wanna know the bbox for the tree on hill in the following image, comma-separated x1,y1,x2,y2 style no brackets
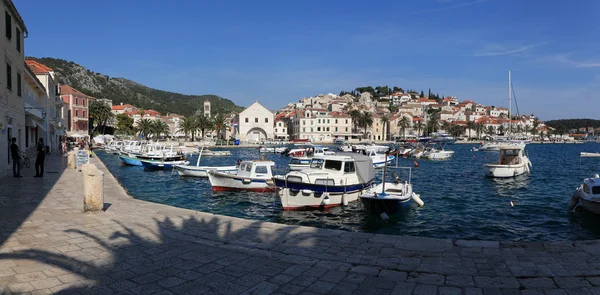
115,114,134,136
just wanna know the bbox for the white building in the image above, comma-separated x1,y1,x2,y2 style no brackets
237,101,274,142
274,119,288,140
0,1,27,178
203,100,211,117
23,64,48,150
26,59,65,152
290,109,353,143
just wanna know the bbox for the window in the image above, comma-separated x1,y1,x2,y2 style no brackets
318,119,321,124
315,179,335,186
6,63,11,90
302,121,305,125
265,118,268,123
245,164,252,172
344,161,356,173
275,128,277,133
240,164,246,171
324,160,342,171
326,127,330,131
303,127,305,132
76,110,79,117
15,28,20,52
205,105,209,111
245,118,248,123
327,119,330,123
335,119,338,124
345,127,348,131
255,117,258,123
335,127,338,132
346,119,348,124
255,166,268,174
310,158,324,169
5,12,11,39
16,72,20,96
311,128,313,132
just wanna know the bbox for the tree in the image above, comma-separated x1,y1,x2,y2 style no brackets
486,125,496,136
359,112,373,139
415,121,424,136
349,110,361,134
466,121,475,139
426,116,439,136
196,114,211,140
441,121,450,133
115,113,135,136
380,114,390,141
135,118,153,140
177,117,198,141
475,123,485,139
212,113,228,140
420,90,424,97
150,120,170,139
137,107,146,119
88,101,113,134
498,125,505,135
397,116,410,139
531,119,540,137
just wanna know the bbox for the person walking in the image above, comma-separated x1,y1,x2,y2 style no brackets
9,137,22,178
34,138,45,177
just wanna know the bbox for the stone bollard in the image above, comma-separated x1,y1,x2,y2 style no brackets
82,163,104,212
68,151,76,169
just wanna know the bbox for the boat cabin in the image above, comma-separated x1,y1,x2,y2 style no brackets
582,175,600,199
496,147,524,165
237,160,276,178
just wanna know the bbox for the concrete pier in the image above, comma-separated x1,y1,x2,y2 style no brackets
1,153,600,294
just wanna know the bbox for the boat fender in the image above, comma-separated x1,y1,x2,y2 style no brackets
323,195,331,206
342,193,348,206
414,161,419,168
412,193,424,207
567,191,580,211
301,189,312,195
242,179,252,184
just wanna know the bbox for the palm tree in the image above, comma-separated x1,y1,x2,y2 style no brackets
531,119,540,138
498,125,505,135
380,114,390,141
466,121,475,139
136,118,153,140
359,112,373,139
150,120,170,139
415,121,424,136
89,101,113,134
486,125,496,137
197,114,211,140
349,110,361,134
212,113,228,140
177,117,198,141
441,121,450,134
397,116,410,139
137,107,146,119
475,123,485,139
426,116,439,136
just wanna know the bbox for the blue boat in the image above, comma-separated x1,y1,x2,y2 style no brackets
119,155,142,166
140,159,189,170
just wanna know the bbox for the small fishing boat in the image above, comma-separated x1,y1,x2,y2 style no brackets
207,159,276,192
119,154,142,166
568,174,600,214
581,152,600,158
483,146,532,178
259,146,289,154
360,151,423,214
274,153,375,210
194,147,232,156
175,147,237,177
140,158,189,170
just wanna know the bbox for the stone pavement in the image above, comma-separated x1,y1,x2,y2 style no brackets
1,154,600,294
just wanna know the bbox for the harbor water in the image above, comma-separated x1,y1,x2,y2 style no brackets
96,143,600,241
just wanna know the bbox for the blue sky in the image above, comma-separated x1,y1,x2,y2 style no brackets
18,0,599,120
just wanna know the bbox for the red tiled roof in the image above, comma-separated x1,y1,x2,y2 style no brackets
112,104,136,111
60,85,87,97
25,60,53,74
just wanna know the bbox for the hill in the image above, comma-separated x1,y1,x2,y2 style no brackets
28,57,244,117
545,119,600,132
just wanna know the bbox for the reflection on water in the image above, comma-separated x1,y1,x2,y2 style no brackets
97,143,600,241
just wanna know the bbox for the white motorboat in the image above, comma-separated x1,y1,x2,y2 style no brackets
581,152,600,158
259,146,289,154
351,142,389,153
422,144,454,160
207,160,276,192
175,147,237,177
478,140,527,152
287,146,336,170
274,153,375,210
568,174,600,214
336,143,353,152
431,133,456,144
194,146,232,156
356,148,394,168
483,146,532,178
360,152,423,214
288,157,312,171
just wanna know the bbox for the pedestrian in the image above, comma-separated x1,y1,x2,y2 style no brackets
34,138,45,177
9,137,22,178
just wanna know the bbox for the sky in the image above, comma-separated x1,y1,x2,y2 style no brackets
17,0,600,120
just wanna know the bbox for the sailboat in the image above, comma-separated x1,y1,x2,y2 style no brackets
478,71,529,152
483,71,533,178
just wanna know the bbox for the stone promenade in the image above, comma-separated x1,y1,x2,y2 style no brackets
1,154,600,295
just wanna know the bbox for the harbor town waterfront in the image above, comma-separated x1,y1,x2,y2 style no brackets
2,150,600,293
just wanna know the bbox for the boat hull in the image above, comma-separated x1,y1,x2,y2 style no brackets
119,155,142,166
373,156,395,168
483,163,529,178
427,151,454,160
207,172,275,192
175,165,237,177
360,197,411,214
274,178,374,210
579,198,600,214
141,160,188,170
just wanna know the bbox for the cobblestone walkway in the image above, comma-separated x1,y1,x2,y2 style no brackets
1,153,600,294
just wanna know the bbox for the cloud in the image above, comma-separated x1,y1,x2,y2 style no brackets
537,54,600,68
411,0,492,15
474,43,543,57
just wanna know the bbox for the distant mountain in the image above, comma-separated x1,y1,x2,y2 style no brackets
28,57,244,117
545,119,600,132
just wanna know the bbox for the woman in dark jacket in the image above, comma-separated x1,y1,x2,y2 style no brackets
34,138,45,177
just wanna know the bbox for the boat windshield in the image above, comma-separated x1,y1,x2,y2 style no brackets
310,158,324,169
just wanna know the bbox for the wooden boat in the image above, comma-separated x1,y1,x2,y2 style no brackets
207,160,276,192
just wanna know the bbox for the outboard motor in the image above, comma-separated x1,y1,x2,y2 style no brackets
391,172,401,184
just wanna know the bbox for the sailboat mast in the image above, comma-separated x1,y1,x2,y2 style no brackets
508,70,512,136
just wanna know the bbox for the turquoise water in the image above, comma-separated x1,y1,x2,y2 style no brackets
96,143,600,241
